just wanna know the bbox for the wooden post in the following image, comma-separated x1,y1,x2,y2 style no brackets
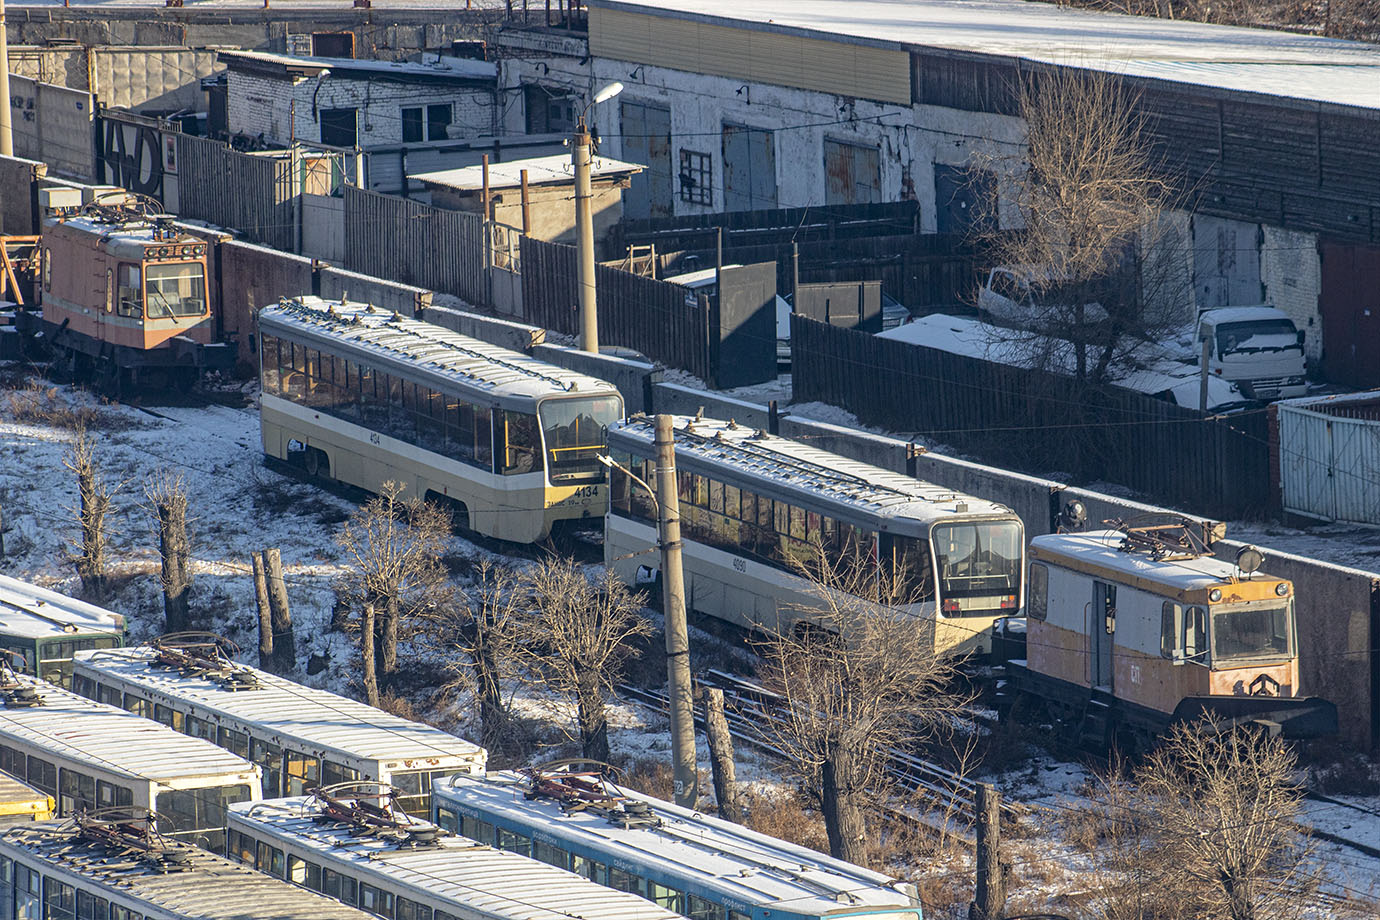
361,603,379,707
520,168,531,234
263,548,295,672
481,154,491,220
702,688,741,823
154,486,191,634
253,553,273,669
971,783,1006,920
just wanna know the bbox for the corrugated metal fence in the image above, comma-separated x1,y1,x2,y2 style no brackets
1278,403,1380,525
791,315,1271,518
521,236,710,381
342,187,486,306
176,135,295,252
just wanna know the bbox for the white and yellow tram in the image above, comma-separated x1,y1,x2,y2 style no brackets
258,297,623,543
605,415,1025,657
1000,526,1338,744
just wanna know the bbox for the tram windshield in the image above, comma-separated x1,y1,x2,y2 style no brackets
144,262,207,318
1212,600,1293,663
931,520,1023,602
540,396,623,481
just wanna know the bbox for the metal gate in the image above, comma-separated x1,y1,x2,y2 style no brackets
1191,215,1262,310
722,124,777,212
824,139,880,205
1319,240,1380,389
620,101,672,219
1279,403,1380,525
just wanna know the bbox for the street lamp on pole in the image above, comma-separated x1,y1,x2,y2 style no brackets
573,81,623,354
597,415,698,810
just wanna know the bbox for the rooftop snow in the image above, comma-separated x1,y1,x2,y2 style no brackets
435,772,917,912
596,0,1380,108
259,296,620,405
1032,529,1279,591
0,574,125,641
74,646,485,771
609,414,1017,527
219,49,496,81
411,154,643,190
230,797,683,920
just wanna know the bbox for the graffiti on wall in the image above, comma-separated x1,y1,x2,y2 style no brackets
98,118,165,199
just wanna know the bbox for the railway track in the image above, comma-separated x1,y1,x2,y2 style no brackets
617,668,1025,826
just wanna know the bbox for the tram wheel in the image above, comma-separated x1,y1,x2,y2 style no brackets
303,447,329,480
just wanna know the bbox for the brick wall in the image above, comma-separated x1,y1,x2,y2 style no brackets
1261,223,1323,364
226,70,494,148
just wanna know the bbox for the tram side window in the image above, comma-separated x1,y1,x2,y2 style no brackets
649,882,684,912
59,769,96,814
111,908,144,920
435,806,458,833
185,714,215,742
76,890,110,920
460,814,495,845
496,826,532,858
1184,606,1207,661
287,854,321,889
218,727,250,760
228,829,255,866
286,751,320,795
96,781,132,809
324,868,358,905
261,335,281,395
571,854,606,885
251,738,284,799
1028,564,1048,621
498,411,544,475
0,745,23,779
96,684,122,708
72,674,97,700
257,840,286,878
0,855,10,916
533,840,569,870
153,704,185,733
322,760,360,787
116,263,142,317
123,694,149,718
687,895,722,920
27,757,56,798
359,883,395,918
610,866,645,898
397,899,433,920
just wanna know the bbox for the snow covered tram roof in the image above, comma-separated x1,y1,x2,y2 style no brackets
260,297,621,411
608,414,1017,532
0,575,126,641
0,672,258,785
229,797,684,920
73,646,486,774
45,214,205,261
435,772,920,914
0,822,376,920
1031,530,1289,596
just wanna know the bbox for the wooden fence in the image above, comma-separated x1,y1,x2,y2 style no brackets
791,315,1271,517
343,187,486,306
521,236,711,381
176,135,295,253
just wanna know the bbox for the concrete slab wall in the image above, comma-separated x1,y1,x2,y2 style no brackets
7,76,95,180
219,240,313,369
302,194,344,263
418,303,544,354
318,267,429,319
0,156,46,235
532,344,659,416
651,382,774,429
1214,540,1377,748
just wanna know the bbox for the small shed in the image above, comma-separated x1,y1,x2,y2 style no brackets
409,154,643,254
1275,390,1380,526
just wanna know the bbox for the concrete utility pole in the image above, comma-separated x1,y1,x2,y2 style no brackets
654,413,697,809
573,82,622,353
0,0,14,157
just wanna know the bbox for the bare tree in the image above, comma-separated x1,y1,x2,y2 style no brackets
64,426,114,599
756,545,970,865
515,558,651,765
146,472,192,633
1076,717,1318,920
980,67,1190,386
433,559,525,754
335,482,450,686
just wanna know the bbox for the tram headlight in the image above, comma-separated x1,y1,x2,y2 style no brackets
1209,588,1223,602
1275,582,1290,597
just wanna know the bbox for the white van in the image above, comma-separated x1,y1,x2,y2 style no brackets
1196,306,1307,400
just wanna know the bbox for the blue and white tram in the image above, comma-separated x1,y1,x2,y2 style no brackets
605,415,1024,657
258,297,623,543
432,770,923,920
226,789,682,920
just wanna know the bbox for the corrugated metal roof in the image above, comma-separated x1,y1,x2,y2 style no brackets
434,772,918,912
594,0,1380,109
74,647,485,772
412,154,644,190
0,575,125,641
219,49,496,81
1,823,376,920
260,297,621,405
0,673,258,785
230,798,683,920
608,414,1018,527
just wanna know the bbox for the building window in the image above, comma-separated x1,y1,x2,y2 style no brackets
401,104,453,143
678,149,711,205
524,84,576,134
319,107,358,148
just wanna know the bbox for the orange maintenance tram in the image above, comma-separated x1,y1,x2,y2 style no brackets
28,198,233,390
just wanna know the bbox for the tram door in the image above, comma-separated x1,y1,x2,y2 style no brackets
1092,581,1116,689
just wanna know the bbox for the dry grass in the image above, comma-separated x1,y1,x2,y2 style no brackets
3,382,116,431
741,787,832,855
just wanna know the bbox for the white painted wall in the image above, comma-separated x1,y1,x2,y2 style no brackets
226,70,494,149
1261,224,1322,363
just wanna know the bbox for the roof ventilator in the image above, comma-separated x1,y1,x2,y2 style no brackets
0,657,42,708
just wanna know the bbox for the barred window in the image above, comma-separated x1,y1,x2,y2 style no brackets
678,149,712,205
